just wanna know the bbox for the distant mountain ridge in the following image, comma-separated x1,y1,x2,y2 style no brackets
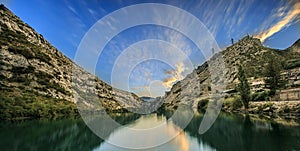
0,4,142,119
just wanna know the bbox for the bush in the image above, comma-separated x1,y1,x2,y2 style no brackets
197,99,209,110
7,41,51,65
35,71,53,80
257,102,274,113
223,96,243,111
11,66,35,74
8,75,31,85
232,96,243,110
282,105,290,113
284,59,300,69
8,46,35,59
35,50,51,64
252,91,270,101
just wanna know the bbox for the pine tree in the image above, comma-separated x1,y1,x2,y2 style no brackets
237,64,251,109
264,55,284,95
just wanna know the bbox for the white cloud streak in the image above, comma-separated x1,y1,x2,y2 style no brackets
255,1,300,42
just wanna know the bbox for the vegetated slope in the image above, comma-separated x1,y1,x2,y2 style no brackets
0,5,142,119
163,35,300,110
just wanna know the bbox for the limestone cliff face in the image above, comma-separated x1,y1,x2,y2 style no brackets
163,36,300,110
289,39,300,53
0,5,142,118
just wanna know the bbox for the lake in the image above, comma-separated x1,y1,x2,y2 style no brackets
0,112,299,151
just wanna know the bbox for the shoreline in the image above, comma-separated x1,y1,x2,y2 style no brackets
221,101,300,124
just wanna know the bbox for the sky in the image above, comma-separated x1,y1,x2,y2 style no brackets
2,0,300,97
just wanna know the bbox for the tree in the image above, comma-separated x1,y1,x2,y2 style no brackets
237,64,251,109
264,55,285,96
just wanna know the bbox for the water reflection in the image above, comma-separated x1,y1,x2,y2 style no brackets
0,113,299,151
94,114,215,151
186,113,300,151
0,119,103,151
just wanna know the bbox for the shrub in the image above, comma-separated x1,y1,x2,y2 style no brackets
7,42,52,65
8,46,35,59
35,71,53,80
11,66,35,74
252,91,269,101
35,51,51,64
282,105,290,113
197,99,209,110
258,102,274,113
232,96,243,110
223,96,243,110
8,75,31,85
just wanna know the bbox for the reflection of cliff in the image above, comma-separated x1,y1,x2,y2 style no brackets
183,113,300,151
83,113,141,139
0,119,102,151
0,113,141,151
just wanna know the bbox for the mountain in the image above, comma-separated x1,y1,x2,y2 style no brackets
163,35,300,110
288,38,300,53
0,4,142,119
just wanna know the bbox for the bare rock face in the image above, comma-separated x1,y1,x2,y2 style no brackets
289,39,300,53
163,35,300,110
0,4,142,118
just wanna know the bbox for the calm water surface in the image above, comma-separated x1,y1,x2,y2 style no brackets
0,113,299,151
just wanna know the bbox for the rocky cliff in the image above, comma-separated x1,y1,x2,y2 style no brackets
289,38,300,53
0,5,142,119
163,35,300,110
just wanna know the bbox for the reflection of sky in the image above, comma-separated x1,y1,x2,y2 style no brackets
4,0,300,96
93,114,216,151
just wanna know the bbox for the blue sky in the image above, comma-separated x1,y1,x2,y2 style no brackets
3,0,300,97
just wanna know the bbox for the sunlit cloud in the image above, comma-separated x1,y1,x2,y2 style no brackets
130,61,187,97
162,61,185,89
255,2,300,42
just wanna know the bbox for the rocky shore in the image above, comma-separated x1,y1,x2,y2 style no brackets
222,101,300,120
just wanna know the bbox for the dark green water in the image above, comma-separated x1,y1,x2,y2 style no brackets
0,113,299,151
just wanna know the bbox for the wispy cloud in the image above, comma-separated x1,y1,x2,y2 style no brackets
255,1,300,42
194,0,253,37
